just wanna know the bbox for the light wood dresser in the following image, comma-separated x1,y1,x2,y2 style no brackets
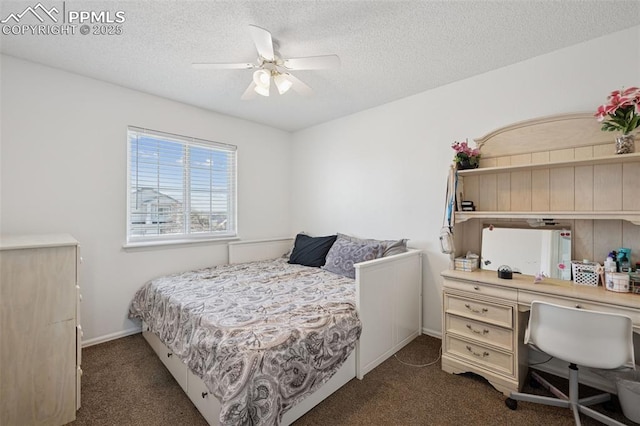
441,269,639,396
0,234,82,426
442,112,640,396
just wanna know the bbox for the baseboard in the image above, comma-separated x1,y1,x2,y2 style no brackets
422,327,442,339
82,326,142,348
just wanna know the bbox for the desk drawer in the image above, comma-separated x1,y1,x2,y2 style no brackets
443,279,517,301
445,314,513,351
445,294,513,328
444,335,514,376
519,292,640,327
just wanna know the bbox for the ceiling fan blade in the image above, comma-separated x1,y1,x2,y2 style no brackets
192,63,254,70
283,55,340,70
241,82,258,100
248,24,274,61
284,73,314,96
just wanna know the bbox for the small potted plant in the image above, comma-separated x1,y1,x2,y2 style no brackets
594,86,639,154
452,140,480,170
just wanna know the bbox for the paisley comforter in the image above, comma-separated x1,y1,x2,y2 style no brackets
129,258,362,425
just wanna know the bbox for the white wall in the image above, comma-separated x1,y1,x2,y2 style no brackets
0,55,292,344
290,26,640,337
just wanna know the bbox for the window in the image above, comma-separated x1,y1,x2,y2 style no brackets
127,127,237,244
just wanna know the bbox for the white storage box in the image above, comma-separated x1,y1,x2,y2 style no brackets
605,272,630,293
571,261,599,286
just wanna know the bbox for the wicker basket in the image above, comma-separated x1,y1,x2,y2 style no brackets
571,261,599,286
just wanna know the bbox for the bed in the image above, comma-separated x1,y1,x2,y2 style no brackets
129,237,422,425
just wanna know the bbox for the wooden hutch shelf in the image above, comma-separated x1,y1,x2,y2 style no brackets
455,211,640,226
451,112,640,268
456,152,640,176
453,113,640,227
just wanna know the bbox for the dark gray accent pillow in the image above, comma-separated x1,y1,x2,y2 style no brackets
322,237,382,279
288,233,337,267
337,233,408,258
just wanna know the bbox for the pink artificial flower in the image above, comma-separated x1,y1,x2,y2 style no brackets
596,85,640,134
452,140,481,160
594,105,607,121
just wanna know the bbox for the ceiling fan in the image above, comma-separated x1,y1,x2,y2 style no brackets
193,25,340,100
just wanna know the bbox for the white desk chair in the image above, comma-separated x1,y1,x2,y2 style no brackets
506,301,635,426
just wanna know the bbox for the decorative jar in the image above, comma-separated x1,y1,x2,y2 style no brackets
615,134,635,155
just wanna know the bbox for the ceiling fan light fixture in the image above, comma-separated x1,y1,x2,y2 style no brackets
273,73,293,95
252,69,270,88
254,83,270,97
195,25,334,99
252,69,271,96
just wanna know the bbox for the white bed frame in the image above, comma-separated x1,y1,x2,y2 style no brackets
142,238,422,425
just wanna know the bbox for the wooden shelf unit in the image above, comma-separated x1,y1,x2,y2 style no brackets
442,113,640,399
451,112,640,275
455,113,640,226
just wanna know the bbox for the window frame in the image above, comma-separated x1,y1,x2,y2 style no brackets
125,126,238,247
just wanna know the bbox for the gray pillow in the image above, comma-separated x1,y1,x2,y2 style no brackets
337,233,408,258
322,237,381,279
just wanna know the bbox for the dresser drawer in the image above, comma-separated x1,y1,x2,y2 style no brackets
443,278,517,301
444,294,513,328
444,334,514,376
445,314,513,351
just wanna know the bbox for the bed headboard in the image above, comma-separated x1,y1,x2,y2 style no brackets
228,238,294,264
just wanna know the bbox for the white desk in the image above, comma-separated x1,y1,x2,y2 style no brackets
441,269,639,395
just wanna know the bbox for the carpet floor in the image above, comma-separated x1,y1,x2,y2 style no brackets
68,333,637,425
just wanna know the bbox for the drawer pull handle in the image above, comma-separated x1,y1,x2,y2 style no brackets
201,392,208,399
473,286,480,291
466,345,490,358
466,324,489,335
464,304,488,314
575,304,582,309
167,353,173,358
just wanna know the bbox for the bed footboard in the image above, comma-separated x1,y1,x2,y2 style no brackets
355,249,423,379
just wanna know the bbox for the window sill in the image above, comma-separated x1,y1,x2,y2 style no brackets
122,236,239,251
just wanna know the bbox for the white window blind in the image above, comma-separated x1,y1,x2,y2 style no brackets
127,127,237,243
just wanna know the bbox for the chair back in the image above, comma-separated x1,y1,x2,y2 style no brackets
526,301,635,369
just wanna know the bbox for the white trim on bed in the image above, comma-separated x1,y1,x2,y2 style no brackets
228,237,293,264
355,249,423,379
142,238,423,425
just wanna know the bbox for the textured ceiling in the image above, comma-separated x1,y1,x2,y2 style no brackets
1,1,639,131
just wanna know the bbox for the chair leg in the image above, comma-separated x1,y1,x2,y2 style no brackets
568,365,624,426
578,404,627,426
531,370,568,400
509,391,571,408
570,403,582,426
578,392,610,407
509,366,624,426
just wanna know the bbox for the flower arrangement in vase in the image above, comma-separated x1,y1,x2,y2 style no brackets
452,140,480,170
594,86,639,154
